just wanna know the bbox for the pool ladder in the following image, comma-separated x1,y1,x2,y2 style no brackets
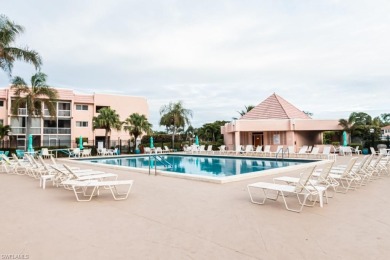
148,154,172,175
275,148,290,161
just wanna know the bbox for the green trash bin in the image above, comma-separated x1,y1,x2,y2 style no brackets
362,148,369,155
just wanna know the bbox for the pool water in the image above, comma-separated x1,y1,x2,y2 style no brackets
83,155,314,177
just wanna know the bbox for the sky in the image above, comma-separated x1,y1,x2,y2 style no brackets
1,0,390,129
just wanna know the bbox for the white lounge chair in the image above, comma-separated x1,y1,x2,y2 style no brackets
41,148,52,159
247,166,318,213
322,146,337,161
353,146,362,155
61,179,134,201
270,145,284,158
242,145,254,155
81,149,92,157
206,145,213,154
274,162,336,207
262,145,271,157
218,145,226,154
326,157,359,193
252,146,263,156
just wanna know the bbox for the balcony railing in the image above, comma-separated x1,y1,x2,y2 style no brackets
18,108,27,115
10,127,26,134
43,128,71,134
43,109,71,117
58,110,71,117
9,127,41,134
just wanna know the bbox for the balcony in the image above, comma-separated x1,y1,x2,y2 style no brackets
9,127,40,134
43,127,71,134
10,127,26,134
43,109,71,117
58,110,71,117
18,108,27,116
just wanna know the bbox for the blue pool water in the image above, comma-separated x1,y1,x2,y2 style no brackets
80,155,315,177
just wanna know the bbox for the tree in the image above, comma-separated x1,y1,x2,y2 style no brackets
0,14,42,76
380,113,390,126
0,124,11,148
233,105,254,120
11,72,58,149
303,111,313,117
159,101,193,148
124,113,152,150
92,107,122,149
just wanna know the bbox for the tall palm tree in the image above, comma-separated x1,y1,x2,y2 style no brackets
0,14,42,76
159,101,192,148
11,72,58,148
92,107,122,149
0,124,11,148
124,113,152,152
233,105,255,120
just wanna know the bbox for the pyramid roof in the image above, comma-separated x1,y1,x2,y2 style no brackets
240,93,311,120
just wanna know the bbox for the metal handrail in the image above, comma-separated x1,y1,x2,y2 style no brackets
275,147,289,161
148,153,172,175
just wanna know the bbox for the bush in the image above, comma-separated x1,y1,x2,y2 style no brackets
331,142,340,147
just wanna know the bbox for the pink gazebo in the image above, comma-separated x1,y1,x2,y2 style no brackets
221,93,343,152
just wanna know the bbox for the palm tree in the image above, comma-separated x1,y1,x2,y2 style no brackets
233,105,254,120
11,72,58,148
123,113,152,152
92,107,122,149
159,101,193,148
0,14,42,76
0,124,11,148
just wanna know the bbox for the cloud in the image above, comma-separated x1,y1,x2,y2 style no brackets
1,0,390,128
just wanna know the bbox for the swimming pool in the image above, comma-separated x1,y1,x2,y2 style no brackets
77,154,319,182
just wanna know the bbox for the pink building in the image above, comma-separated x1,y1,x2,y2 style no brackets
0,86,148,149
221,93,343,152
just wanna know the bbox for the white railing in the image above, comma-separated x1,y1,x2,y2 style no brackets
58,110,71,117
10,127,26,134
18,108,27,115
58,128,71,134
43,128,71,134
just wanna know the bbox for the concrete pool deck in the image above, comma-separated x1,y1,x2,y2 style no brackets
1,155,390,259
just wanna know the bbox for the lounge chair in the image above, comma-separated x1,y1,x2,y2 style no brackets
252,145,263,156
270,145,284,158
61,179,134,201
206,145,213,154
321,146,337,161
242,145,254,155
308,147,320,159
247,166,318,213
15,149,25,159
326,157,359,193
218,145,226,154
81,149,92,157
296,146,308,158
274,161,336,207
163,146,171,153
352,146,362,155
41,148,52,159
286,146,296,158
262,145,271,157
155,147,163,154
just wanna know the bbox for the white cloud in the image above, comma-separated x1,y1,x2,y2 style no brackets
1,0,390,128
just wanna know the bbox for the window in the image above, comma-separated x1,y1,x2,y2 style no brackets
0,119,3,125
58,102,70,110
76,121,88,127
96,105,109,113
76,104,88,111
0,100,4,107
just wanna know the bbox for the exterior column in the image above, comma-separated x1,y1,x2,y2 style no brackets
235,131,240,149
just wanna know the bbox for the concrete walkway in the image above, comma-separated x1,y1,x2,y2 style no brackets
1,155,390,260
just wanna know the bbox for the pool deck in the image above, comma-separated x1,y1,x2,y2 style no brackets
1,155,390,259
